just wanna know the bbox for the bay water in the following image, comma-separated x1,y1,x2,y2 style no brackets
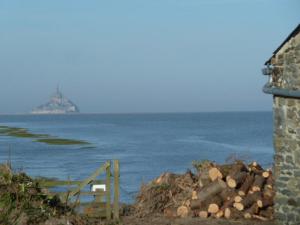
0,112,273,203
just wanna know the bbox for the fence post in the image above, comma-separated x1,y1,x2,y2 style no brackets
113,160,120,220
106,161,111,220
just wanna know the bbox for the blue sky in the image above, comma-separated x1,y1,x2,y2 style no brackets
0,0,299,113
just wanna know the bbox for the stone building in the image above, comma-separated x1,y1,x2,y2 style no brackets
263,24,300,225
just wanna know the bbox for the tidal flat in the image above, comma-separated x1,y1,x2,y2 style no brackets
36,138,89,145
0,125,90,146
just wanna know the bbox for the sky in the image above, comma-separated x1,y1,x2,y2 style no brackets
0,0,299,114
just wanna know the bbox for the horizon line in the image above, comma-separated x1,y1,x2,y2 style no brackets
0,110,272,116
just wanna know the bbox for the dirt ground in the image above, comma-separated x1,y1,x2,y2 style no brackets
120,215,278,225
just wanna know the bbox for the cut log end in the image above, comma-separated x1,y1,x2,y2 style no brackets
265,184,273,189
242,203,259,219
244,212,252,219
214,210,224,218
208,203,219,214
233,202,244,211
262,171,270,178
227,178,237,188
224,208,231,219
257,197,273,208
177,206,189,218
252,186,261,192
234,196,242,203
238,190,246,196
199,210,209,218
257,200,263,208
209,167,222,181
192,191,198,200
227,171,247,189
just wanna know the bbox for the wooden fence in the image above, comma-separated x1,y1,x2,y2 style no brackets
38,160,120,221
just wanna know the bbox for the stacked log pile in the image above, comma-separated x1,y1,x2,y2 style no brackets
134,161,274,221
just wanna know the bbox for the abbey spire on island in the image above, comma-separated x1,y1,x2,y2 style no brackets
31,86,80,114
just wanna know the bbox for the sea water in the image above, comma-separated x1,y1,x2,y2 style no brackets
0,112,273,203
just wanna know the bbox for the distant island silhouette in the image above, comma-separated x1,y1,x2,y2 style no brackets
31,87,79,114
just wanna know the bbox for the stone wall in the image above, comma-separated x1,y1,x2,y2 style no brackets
271,33,300,225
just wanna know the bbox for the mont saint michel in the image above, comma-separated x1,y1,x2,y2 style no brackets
31,87,79,114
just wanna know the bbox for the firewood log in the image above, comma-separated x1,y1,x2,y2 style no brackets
226,162,247,183
251,175,265,192
263,185,274,198
226,208,243,219
257,196,273,208
262,171,270,178
221,198,235,209
192,200,208,218
243,203,259,219
177,206,189,218
227,171,247,188
234,192,261,211
248,162,266,177
248,161,263,171
191,197,212,211
219,188,236,201
207,196,222,214
192,190,198,200
253,215,269,221
198,170,211,188
224,208,231,219
191,179,226,209
265,174,274,189
198,210,209,218
221,198,235,219
208,167,222,181
215,164,235,179
208,204,220,214
214,210,224,218
259,207,274,219
191,199,205,210
234,195,243,203
238,174,255,196
233,202,243,211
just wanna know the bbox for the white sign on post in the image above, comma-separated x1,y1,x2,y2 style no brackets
91,184,106,192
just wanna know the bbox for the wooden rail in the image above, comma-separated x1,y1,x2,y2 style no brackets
114,160,120,220
38,160,120,221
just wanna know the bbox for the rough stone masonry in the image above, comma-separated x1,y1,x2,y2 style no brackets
263,24,300,225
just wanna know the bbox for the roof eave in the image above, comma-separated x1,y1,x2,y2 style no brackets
264,24,300,65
